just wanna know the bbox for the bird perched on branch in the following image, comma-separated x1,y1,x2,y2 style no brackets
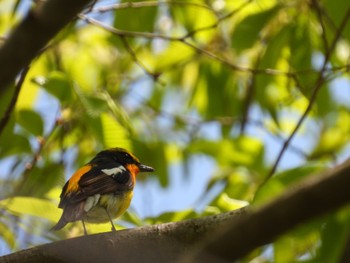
51,147,154,234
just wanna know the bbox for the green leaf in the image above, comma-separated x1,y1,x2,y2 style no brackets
16,109,44,136
75,87,133,134
114,1,157,32
79,93,109,117
0,221,16,249
274,219,321,262
0,134,31,156
289,15,318,97
231,5,281,52
121,211,144,227
133,140,168,187
17,163,65,197
0,196,61,223
0,83,16,119
315,85,334,117
145,210,198,225
154,42,195,72
191,62,238,119
210,193,249,212
323,0,350,41
0,118,31,157
100,112,131,149
188,137,264,168
254,164,327,205
169,1,216,35
309,109,350,160
223,169,256,201
34,71,73,103
316,208,350,262
255,25,291,124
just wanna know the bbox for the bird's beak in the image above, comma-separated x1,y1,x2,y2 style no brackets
138,163,154,172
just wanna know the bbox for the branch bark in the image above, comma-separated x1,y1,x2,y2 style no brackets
0,0,92,95
188,158,350,262
1,209,247,263
1,159,350,263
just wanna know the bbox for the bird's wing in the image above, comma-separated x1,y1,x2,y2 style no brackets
58,163,133,208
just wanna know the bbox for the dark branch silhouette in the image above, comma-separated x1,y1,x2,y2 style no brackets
0,0,92,95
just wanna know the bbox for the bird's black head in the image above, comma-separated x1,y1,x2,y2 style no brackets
91,147,154,172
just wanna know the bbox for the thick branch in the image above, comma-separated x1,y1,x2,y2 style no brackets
1,159,350,263
0,0,92,95
189,158,350,262
0,209,247,263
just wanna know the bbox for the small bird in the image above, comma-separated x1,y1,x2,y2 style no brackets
51,147,154,234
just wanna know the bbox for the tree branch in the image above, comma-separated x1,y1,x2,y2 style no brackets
188,158,350,262
0,0,92,95
2,159,350,262
0,209,247,263
266,4,350,179
0,66,29,136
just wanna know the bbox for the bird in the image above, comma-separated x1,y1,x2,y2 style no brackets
51,147,154,234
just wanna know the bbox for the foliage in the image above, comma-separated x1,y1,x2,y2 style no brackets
0,0,350,261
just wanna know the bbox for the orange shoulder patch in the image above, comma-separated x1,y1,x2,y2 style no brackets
65,165,92,194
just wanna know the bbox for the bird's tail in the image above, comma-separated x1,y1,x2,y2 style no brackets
51,202,85,231
51,216,68,231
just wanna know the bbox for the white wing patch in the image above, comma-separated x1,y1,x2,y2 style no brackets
101,166,126,176
84,194,101,212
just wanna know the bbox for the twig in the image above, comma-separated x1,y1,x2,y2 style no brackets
0,66,30,136
119,36,163,82
240,54,261,135
79,13,299,76
266,5,350,181
79,13,350,78
144,99,308,158
181,39,298,76
14,116,60,194
310,0,329,53
91,0,213,13
78,13,180,41
182,0,251,39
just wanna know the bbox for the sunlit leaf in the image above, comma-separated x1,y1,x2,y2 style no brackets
169,1,216,32
145,210,198,225
100,112,131,150
231,5,281,52
254,164,327,205
0,197,60,223
211,193,249,212
274,219,321,262
0,221,16,249
114,0,158,32
153,43,195,72
323,0,350,41
316,207,350,262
